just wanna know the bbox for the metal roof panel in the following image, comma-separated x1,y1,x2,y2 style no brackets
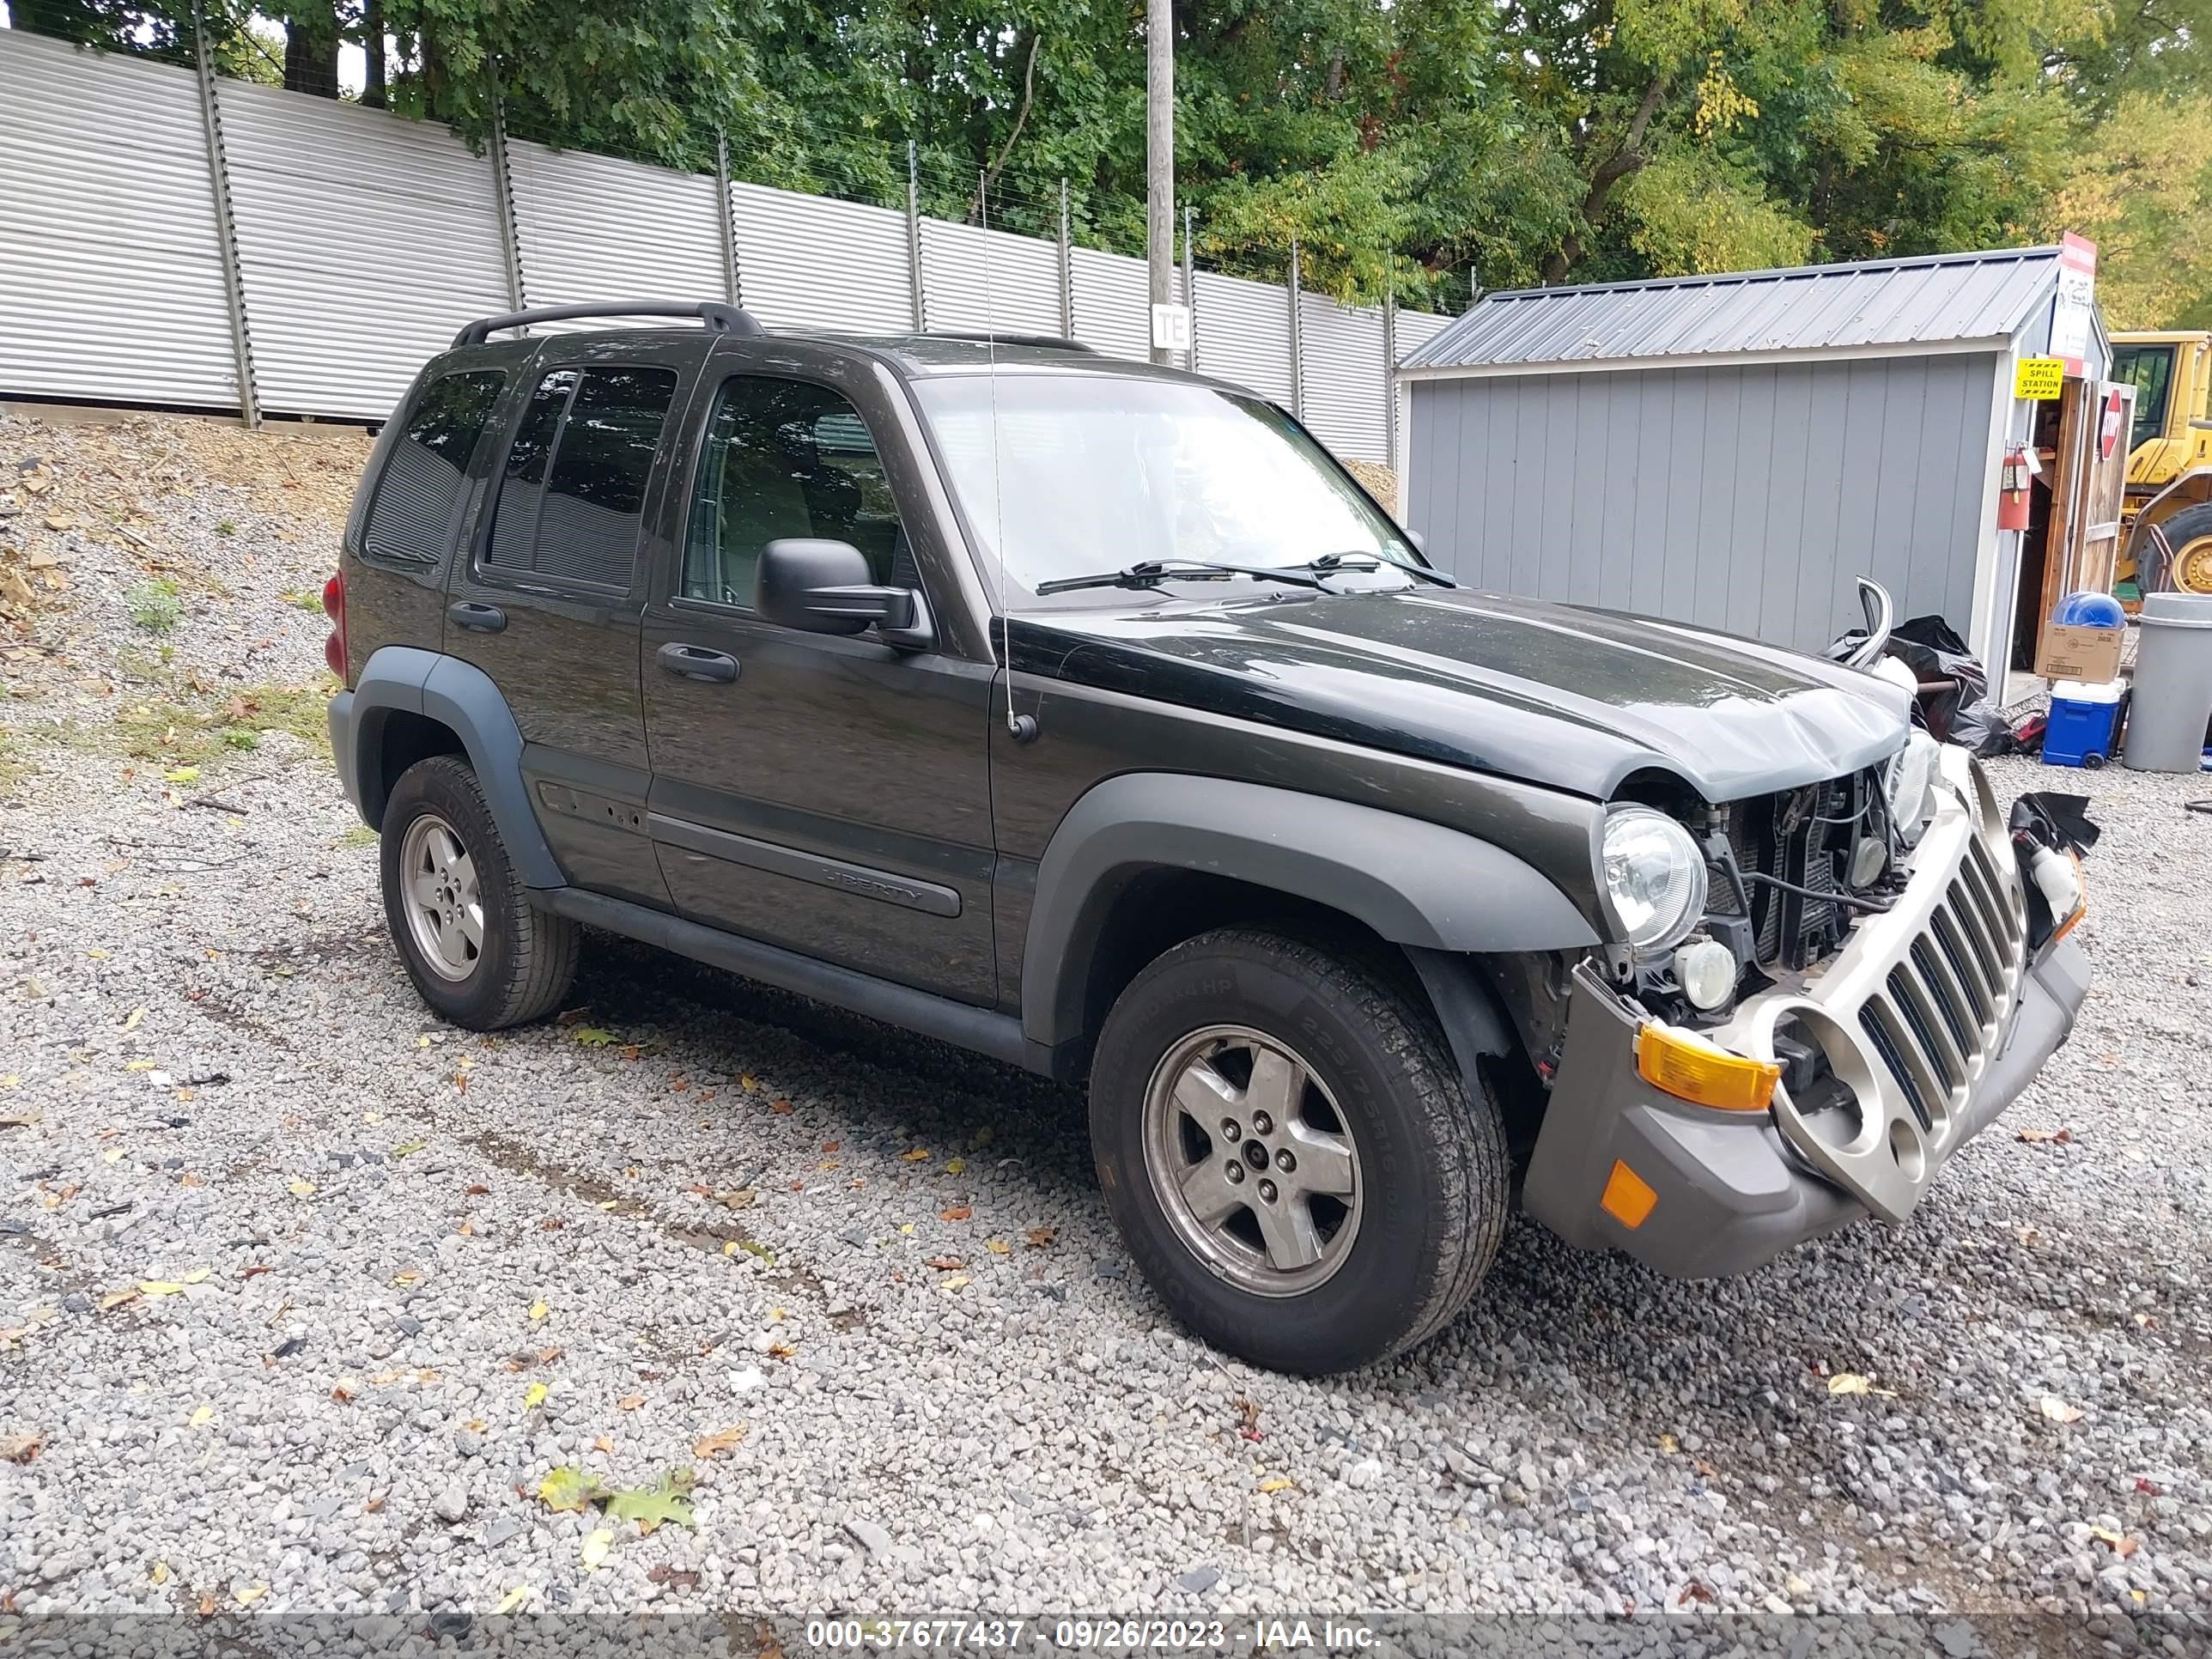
1401,246,2064,373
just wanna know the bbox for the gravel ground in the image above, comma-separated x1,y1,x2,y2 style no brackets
4,412,2211,1649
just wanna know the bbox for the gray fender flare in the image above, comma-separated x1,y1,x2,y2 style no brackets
1019,773,1597,1050
343,646,563,889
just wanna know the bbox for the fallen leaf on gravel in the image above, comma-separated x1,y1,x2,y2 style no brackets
523,1382,549,1408
938,1274,971,1292
607,1468,696,1534
2091,1527,2139,1557
161,767,198,785
98,1290,140,1312
1658,1433,1679,1454
188,1405,213,1426
647,1565,701,1590
0,1434,42,1463
939,1206,972,1223
330,1381,356,1402
392,1271,422,1287
1257,1476,1294,1494
288,1179,316,1198
197,1593,217,1619
2018,1127,2073,1144
465,1183,489,1196
903,1148,931,1162
103,1148,126,1163
739,1073,759,1091
580,1528,613,1571
137,1280,185,1297
945,1158,966,1175
592,1435,613,1454
1826,1373,1896,1398
694,1425,748,1460
363,1496,385,1514
716,1189,757,1210
149,1561,167,1585
822,1141,840,1154
492,1586,532,1616
392,1139,425,1158
738,1241,775,1264
769,1097,793,1115
1024,1227,1057,1249
528,1301,548,1322
926,1255,963,1271
2039,1395,2084,1424
986,1239,1011,1255
234,1585,265,1607
122,1006,145,1031
2138,1478,2163,1495
617,1394,644,1411
768,1340,796,1360
571,1027,616,1047
538,1465,609,1514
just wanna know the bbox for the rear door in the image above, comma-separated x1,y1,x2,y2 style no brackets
443,337,701,907
638,348,999,1003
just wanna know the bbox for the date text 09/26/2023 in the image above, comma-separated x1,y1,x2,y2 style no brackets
801,1619,1384,1651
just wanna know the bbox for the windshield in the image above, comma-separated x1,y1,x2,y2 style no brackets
2113,343,2175,453
911,374,1425,604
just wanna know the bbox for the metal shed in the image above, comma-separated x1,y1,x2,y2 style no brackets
1399,246,2112,678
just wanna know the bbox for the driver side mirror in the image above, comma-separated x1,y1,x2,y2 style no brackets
757,538,930,647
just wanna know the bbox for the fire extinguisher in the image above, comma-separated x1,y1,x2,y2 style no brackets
1997,441,2033,532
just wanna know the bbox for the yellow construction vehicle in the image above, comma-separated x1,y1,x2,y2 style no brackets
2115,330,2212,598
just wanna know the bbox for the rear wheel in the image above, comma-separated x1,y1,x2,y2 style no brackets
2154,503,2212,595
1089,927,1509,1374
380,755,579,1030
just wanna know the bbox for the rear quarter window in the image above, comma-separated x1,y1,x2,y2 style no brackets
362,369,506,565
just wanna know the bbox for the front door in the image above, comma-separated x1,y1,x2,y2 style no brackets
640,365,999,1003
443,341,698,907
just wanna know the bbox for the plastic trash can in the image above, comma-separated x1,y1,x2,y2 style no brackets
2124,592,2212,773
2043,679,2124,768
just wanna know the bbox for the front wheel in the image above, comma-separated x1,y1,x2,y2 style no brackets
1089,927,1509,1375
380,755,579,1030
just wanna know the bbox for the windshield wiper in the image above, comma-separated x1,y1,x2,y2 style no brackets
1033,559,1330,597
1291,550,1458,588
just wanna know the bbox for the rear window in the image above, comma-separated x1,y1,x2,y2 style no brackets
362,369,505,564
484,366,678,590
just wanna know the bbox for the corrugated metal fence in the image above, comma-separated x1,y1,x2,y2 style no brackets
0,28,1442,462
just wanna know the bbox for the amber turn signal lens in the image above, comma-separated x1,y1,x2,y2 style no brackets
1635,1023,1780,1113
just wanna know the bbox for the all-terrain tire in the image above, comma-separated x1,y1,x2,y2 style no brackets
380,754,579,1030
1089,927,1510,1375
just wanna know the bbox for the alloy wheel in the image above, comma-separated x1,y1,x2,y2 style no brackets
398,812,484,981
1140,1024,1364,1297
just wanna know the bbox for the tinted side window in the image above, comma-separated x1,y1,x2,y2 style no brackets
682,377,909,608
362,369,504,564
485,366,677,589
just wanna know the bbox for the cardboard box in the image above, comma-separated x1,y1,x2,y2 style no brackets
2034,623,2124,684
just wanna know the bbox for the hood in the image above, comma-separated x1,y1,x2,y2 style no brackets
1009,585,1911,801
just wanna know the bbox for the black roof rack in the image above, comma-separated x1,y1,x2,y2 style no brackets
452,300,765,348
921,331,1095,354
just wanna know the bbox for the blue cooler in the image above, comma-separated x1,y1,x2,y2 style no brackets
2043,679,2124,768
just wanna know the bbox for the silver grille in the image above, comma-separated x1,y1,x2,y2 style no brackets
1710,750,2027,1224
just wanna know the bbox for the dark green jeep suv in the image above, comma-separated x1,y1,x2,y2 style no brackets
325,300,2091,1375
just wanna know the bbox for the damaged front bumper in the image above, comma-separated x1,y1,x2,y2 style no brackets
1523,750,2091,1278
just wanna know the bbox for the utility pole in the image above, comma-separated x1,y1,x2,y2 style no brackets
1146,0,1174,365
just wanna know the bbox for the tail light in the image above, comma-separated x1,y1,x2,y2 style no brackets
323,569,348,679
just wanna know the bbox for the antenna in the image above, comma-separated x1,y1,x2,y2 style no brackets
979,167,1036,742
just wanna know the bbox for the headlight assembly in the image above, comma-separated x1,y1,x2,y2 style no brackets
1601,806,1709,954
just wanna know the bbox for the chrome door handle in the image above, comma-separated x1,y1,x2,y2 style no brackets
658,642,739,683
